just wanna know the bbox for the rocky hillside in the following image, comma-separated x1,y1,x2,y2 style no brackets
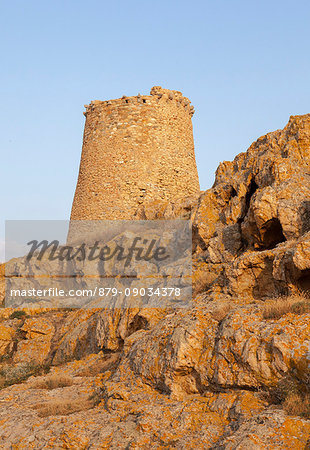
0,114,310,448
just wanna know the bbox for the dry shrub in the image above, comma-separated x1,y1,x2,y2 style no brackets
33,392,101,417
0,375,6,389
193,269,214,296
267,355,310,419
0,362,50,388
263,295,310,320
76,353,119,377
211,304,233,322
30,374,73,390
283,393,310,418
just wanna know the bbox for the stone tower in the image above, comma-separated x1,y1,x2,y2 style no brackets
70,86,200,220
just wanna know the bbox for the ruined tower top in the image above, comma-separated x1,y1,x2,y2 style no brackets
70,86,200,220
83,86,195,118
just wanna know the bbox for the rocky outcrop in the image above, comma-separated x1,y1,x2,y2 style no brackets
112,300,310,395
0,321,308,449
0,114,310,448
193,114,310,299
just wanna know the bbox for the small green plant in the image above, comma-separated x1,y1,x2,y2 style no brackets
0,362,50,389
9,310,28,320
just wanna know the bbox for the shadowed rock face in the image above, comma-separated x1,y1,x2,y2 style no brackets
0,114,310,448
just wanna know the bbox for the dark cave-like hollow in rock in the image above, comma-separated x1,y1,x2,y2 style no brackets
258,218,286,250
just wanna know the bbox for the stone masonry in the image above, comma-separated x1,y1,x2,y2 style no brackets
70,86,200,220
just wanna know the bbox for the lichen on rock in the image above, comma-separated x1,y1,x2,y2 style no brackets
1,112,310,448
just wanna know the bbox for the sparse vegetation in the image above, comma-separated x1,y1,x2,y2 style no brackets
262,295,310,320
283,392,310,417
211,304,233,322
9,310,28,320
30,374,73,390
0,354,11,363
76,353,120,377
266,356,310,418
0,362,50,389
33,392,101,417
193,269,214,296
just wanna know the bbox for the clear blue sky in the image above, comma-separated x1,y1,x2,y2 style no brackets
1,0,310,259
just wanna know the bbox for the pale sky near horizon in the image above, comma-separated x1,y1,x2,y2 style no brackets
1,0,310,260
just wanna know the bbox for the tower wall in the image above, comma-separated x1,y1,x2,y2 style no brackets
70,86,200,220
